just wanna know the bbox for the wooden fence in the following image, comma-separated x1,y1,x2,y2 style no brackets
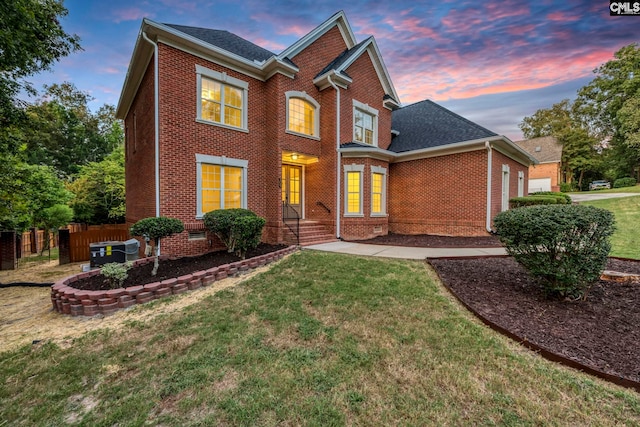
59,224,130,264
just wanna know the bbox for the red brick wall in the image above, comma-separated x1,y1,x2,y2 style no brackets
125,59,157,228
529,162,561,192
490,149,529,221
388,150,490,236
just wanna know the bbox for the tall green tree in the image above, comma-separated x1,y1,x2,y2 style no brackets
68,146,125,224
519,100,600,189
0,0,80,140
21,83,122,178
576,43,640,177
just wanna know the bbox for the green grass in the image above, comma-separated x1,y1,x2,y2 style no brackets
581,195,640,259
568,184,640,194
1,251,639,425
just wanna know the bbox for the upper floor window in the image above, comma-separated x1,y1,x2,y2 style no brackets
286,91,320,139
353,100,378,146
196,65,248,132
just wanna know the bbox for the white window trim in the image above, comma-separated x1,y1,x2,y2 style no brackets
285,91,320,140
196,65,249,132
343,164,364,217
370,165,387,217
196,154,248,218
352,99,379,147
501,164,510,212
517,171,525,197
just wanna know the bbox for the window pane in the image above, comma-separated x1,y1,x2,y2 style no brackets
203,190,221,212
202,164,221,213
225,167,242,191
289,98,315,136
354,109,375,145
202,78,221,101
202,99,221,122
372,173,383,213
347,171,361,214
225,86,242,108
224,191,241,208
225,106,242,127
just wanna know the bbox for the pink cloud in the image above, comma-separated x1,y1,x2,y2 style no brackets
483,1,531,20
506,24,537,36
547,11,580,22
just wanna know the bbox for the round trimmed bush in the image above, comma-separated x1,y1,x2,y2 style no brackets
494,204,615,299
613,177,637,188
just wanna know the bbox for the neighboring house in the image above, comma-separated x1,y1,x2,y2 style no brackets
515,136,567,193
116,11,535,256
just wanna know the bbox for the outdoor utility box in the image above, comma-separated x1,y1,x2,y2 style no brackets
90,239,140,267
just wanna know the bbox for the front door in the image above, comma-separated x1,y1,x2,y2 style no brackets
282,164,302,219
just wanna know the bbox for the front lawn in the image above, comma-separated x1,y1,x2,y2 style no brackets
582,195,640,259
1,252,638,425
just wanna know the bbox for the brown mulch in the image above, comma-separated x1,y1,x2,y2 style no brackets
350,233,502,248
72,243,286,291
429,256,640,383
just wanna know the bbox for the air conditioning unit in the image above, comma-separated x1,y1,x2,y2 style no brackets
89,239,140,267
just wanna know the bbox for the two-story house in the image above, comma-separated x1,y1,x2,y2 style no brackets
116,11,535,256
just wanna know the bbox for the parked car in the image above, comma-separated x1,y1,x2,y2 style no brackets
589,180,611,190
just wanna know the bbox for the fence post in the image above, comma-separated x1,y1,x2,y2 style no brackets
0,231,17,271
58,229,71,265
30,227,39,253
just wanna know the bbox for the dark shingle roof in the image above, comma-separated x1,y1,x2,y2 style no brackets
314,38,370,79
388,100,497,153
164,23,275,62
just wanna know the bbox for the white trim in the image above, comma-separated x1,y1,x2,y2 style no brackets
486,142,493,232
195,154,248,218
370,166,387,217
196,65,248,131
343,164,364,217
285,91,320,139
501,164,510,212
517,171,525,197
353,100,379,147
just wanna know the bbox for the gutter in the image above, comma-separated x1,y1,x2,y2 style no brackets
141,30,161,250
327,74,341,239
485,141,493,233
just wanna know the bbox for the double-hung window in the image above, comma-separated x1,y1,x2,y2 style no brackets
286,91,320,139
344,164,364,216
353,100,378,146
371,166,387,216
196,65,248,131
196,154,248,218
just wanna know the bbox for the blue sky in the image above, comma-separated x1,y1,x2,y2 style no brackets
26,0,640,140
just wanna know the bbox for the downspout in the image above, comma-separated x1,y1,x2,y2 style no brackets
327,74,341,239
142,30,161,252
485,141,493,233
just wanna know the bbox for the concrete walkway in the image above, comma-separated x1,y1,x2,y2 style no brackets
570,192,638,202
304,241,506,260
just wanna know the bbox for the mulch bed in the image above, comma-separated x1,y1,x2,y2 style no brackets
429,256,640,383
350,233,502,248
71,243,287,291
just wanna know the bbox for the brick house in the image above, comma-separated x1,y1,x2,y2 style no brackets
515,136,567,192
116,11,535,256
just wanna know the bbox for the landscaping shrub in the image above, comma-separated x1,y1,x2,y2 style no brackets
509,196,561,208
203,208,266,259
101,262,132,288
559,182,575,193
613,177,637,188
530,191,572,204
494,204,615,299
130,216,184,276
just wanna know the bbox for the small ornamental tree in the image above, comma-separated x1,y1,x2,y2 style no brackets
203,208,265,259
130,216,184,276
494,204,615,300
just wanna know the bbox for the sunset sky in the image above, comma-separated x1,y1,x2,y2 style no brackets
27,0,640,140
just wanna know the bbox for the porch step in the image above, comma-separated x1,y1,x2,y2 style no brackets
283,220,336,246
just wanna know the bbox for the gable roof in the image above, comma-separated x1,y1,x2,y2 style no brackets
163,24,275,63
514,136,562,163
389,100,497,153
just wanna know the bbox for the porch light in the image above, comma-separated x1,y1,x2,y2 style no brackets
291,153,299,160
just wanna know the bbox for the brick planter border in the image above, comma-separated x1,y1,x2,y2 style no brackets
51,246,297,317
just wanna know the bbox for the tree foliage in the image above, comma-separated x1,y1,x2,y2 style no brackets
0,0,80,134
20,83,123,178
68,146,125,224
130,217,184,276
